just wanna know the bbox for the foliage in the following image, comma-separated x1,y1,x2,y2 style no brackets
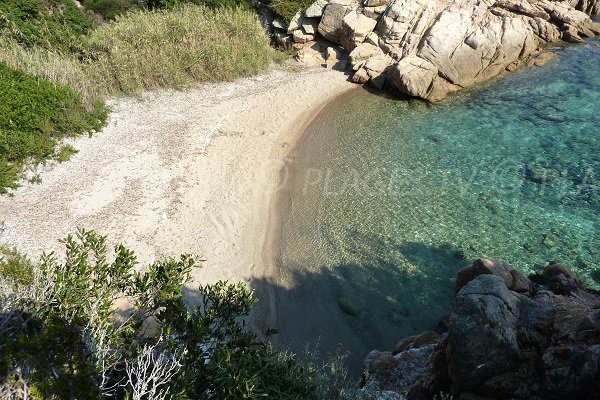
55,143,79,162
0,230,317,398
0,4,274,99
0,62,108,193
0,245,34,286
268,0,313,23
0,0,93,53
83,0,143,20
144,0,251,10
85,4,273,94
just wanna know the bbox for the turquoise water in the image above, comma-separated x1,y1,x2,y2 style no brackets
267,39,600,372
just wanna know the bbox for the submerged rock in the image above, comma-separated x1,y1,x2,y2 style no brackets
338,295,361,316
360,258,600,399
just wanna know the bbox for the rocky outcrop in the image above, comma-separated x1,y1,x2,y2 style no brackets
269,0,600,101
361,259,600,399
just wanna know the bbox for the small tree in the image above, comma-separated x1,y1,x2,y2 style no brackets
0,229,313,399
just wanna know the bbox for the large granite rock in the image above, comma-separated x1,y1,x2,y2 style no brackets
361,259,600,399
283,0,600,101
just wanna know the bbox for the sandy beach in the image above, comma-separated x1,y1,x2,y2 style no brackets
0,66,355,299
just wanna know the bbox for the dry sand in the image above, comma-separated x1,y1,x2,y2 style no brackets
0,66,355,298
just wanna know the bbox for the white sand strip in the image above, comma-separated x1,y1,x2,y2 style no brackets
0,66,355,292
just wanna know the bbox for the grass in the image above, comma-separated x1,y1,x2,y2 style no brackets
1,4,274,98
86,5,274,93
55,143,79,162
0,245,34,286
269,0,314,23
0,0,93,52
83,0,142,20
0,4,274,193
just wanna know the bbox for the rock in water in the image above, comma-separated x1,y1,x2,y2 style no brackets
360,259,600,399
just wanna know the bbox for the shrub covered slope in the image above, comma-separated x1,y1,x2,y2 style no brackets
0,0,274,193
0,231,360,399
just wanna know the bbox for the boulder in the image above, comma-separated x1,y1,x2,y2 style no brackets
364,350,400,375
360,259,600,399
301,17,320,35
305,0,329,18
351,67,370,83
349,42,383,70
448,275,523,392
292,29,315,43
390,55,459,102
287,11,304,34
363,5,388,19
272,17,286,29
341,10,378,50
527,51,557,67
454,258,531,295
363,0,388,6
318,0,356,43
324,0,600,101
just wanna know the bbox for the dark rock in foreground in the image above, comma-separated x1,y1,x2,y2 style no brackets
361,259,600,399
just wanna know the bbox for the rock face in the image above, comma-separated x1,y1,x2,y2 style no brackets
361,259,600,399
270,0,600,101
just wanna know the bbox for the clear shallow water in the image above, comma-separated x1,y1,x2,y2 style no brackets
267,39,600,373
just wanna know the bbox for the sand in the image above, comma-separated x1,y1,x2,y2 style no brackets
0,66,355,299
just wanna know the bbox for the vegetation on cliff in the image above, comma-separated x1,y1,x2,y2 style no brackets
0,230,364,399
0,0,276,193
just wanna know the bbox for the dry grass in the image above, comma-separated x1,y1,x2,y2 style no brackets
0,4,274,101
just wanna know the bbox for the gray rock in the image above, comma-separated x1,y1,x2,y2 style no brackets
301,17,320,35
341,10,378,50
329,0,600,101
272,17,286,29
287,11,304,34
318,0,356,43
292,29,315,43
360,258,600,399
305,0,329,18
390,55,459,102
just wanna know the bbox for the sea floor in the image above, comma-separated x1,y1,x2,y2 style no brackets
265,38,600,373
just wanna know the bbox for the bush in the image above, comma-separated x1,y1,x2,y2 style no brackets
0,0,93,52
1,4,274,100
0,245,34,286
83,0,142,20
86,4,273,93
143,0,251,10
0,62,108,193
268,0,313,22
0,230,314,398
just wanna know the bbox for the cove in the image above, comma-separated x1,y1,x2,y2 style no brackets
256,38,600,374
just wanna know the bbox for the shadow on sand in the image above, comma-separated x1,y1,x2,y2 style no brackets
249,239,470,376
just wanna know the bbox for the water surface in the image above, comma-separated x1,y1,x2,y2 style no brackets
263,39,600,373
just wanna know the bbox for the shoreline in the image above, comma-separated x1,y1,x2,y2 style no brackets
0,65,355,302
250,85,360,337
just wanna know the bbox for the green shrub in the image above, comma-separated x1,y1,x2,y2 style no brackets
1,5,275,99
0,230,315,398
83,0,142,20
0,62,108,193
144,0,250,10
0,245,34,286
268,0,313,22
85,4,273,93
0,0,93,52
55,143,79,162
